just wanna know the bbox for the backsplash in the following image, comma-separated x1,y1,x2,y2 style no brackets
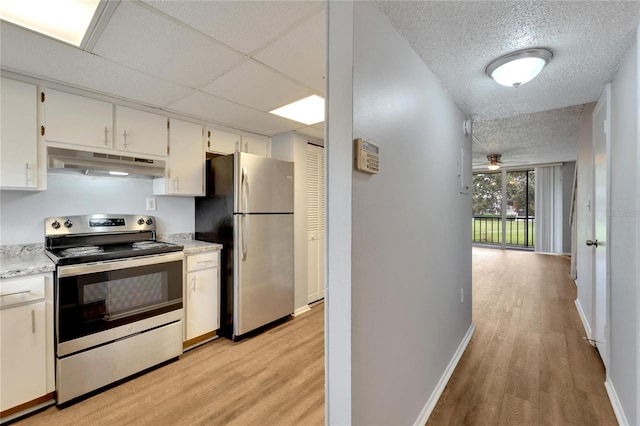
0,173,194,245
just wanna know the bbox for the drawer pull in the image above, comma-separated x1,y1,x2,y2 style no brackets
0,289,31,297
32,309,36,333
197,260,214,264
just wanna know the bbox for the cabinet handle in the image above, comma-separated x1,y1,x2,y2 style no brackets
0,289,31,297
191,276,196,292
31,309,36,333
197,260,214,264
174,176,180,192
104,126,108,145
25,163,30,184
244,142,248,152
123,130,128,148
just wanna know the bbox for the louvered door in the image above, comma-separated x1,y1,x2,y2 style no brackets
307,144,325,303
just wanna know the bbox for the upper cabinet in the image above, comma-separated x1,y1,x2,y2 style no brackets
242,136,269,157
44,89,113,150
154,119,204,196
0,78,39,190
206,128,240,154
206,128,270,157
114,106,168,157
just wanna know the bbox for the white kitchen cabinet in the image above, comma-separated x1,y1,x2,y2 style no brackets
307,144,325,303
184,250,220,346
153,119,204,196
44,89,113,150
0,78,39,190
115,106,168,157
206,128,240,154
242,136,270,157
0,274,54,414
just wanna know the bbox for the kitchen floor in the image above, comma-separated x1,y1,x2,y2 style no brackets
16,302,324,426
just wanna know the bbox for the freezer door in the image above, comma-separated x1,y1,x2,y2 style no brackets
235,153,294,214
234,213,294,336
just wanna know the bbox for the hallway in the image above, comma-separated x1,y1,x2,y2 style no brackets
427,248,617,425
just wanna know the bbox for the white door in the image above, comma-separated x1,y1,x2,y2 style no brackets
307,144,325,303
591,85,610,369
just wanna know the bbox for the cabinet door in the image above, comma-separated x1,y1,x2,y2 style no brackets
115,106,168,157
185,268,219,340
207,128,240,154
0,78,38,189
45,89,113,149
0,302,47,411
167,119,204,195
243,136,269,157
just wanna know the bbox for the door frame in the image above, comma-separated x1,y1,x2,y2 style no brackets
591,84,611,371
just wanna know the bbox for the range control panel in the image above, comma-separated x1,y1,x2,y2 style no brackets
45,214,156,236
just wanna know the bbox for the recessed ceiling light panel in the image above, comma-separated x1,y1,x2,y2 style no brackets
0,0,100,46
269,95,325,125
486,48,553,88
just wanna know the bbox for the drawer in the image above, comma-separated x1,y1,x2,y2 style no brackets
186,251,219,271
0,275,45,308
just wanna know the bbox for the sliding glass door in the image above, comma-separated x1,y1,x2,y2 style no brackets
472,169,535,249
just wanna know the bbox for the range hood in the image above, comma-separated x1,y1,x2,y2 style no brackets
47,147,165,178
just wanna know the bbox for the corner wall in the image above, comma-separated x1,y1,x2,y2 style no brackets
349,2,472,424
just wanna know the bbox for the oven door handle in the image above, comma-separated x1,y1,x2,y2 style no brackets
57,252,184,277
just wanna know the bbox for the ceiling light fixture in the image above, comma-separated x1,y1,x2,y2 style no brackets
269,95,325,125
486,48,553,88
109,171,129,176
487,154,501,170
0,0,100,46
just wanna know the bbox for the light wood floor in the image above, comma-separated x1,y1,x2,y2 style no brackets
427,247,617,426
16,302,325,426
15,248,617,426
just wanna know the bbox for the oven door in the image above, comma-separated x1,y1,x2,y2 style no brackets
56,252,183,356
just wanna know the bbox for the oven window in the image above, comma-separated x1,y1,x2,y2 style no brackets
58,260,182,343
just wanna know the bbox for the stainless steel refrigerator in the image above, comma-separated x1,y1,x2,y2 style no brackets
195,152,294,340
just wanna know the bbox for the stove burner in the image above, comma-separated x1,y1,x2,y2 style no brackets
60,246,104,257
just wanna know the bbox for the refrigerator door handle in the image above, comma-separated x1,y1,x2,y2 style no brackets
241,166,249,213
240,214,248,260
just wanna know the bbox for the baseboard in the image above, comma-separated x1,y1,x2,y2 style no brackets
293,305,311,317
414,323,476,426
605,380,629,426
574,298,592,339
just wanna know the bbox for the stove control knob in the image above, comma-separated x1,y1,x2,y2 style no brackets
146,218,153,225
137,218,145,225
64,219,73,228
51,220,61,229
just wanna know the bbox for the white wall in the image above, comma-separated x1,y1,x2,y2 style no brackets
575,103,595,338
326,2,473,424
608,36,638,425
0,173,194,245
271,131,309,312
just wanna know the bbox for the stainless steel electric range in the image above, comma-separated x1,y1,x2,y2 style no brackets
44,214,184,405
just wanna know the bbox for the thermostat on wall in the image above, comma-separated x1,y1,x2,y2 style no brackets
354,138,379,174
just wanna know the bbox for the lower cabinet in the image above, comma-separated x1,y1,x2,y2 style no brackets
184,250,220,347
0,274,54,416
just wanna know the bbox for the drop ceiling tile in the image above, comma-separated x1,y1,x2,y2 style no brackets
143,0,323,55
92,1,245,88
166,91,301,136
254,10,325,94
201,60,310,111
0,22,193,106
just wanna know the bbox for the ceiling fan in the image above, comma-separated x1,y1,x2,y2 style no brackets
472,154,529,170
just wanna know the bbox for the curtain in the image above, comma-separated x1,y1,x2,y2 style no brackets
535,166,563,253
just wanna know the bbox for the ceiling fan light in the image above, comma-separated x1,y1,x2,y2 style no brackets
487,164,501,171
486,48,553,88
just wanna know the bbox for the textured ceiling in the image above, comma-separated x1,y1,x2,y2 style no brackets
377,1,640,167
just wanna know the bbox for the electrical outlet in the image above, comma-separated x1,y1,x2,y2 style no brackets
146,197,157,211
460,288,464,303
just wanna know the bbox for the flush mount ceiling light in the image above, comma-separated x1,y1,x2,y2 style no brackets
269,95,325,125
487,154,501,170
0,0,101,46
486,48,553,88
